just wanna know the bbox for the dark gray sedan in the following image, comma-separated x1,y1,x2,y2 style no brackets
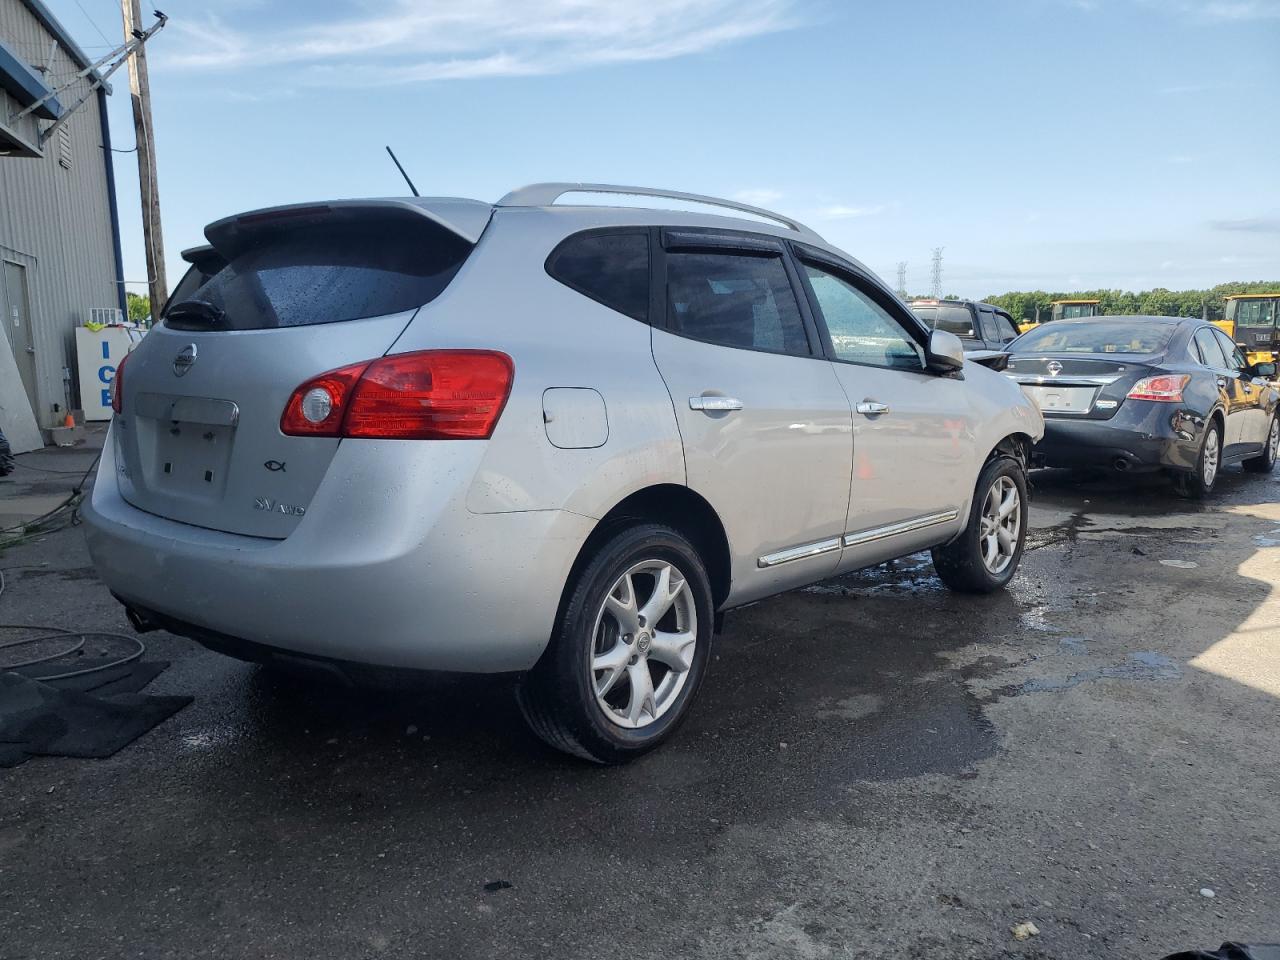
1006,316,1279,497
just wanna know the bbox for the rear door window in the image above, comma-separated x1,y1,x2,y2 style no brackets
993,311,1019,344
665,251,811,356
166,217,472,331
546,231,649,322
1195,328,1229,369
1213,328,1248,370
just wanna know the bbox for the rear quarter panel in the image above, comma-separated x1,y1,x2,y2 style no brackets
387,209,685,520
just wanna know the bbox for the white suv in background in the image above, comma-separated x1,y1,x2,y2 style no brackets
84,183,1043,762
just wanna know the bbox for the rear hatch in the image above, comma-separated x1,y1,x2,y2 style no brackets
114,199,489,538
1005,354,1160,420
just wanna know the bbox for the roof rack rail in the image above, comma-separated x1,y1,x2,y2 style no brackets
496,182,823,242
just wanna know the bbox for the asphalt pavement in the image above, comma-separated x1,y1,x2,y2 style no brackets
1,431,1278,959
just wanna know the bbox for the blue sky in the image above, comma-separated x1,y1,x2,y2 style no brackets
44,0,1280,298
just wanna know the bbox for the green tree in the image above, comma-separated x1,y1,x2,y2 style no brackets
126,292,151,324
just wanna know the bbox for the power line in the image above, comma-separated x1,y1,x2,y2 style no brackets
72,0,114,46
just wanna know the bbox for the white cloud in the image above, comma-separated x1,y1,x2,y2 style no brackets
160,0,801,85
816,203,887,220
732,188,784,207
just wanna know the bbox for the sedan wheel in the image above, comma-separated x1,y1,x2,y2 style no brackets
1244,416,1279,474
1174,421,1223,498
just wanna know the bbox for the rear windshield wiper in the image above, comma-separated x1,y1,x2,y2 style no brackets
164,299,225,328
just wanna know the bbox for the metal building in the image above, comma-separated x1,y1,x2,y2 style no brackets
0,0,126,450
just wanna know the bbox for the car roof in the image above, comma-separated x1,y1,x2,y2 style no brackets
209,184,879,280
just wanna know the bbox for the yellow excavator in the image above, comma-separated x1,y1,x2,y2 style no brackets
1215,293,1279,366
1016,299,1101,334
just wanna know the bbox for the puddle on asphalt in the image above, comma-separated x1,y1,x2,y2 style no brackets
1254,528,1280,548
1012,651,1181,694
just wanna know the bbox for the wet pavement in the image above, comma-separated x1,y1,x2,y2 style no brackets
2,442,1279,959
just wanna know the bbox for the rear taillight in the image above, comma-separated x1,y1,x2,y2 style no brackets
280,350,514,440
1126,374,1190,403
111,350,130,414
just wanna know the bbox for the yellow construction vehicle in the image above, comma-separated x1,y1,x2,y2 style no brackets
1215,293,1279,366
1016,298,1101,334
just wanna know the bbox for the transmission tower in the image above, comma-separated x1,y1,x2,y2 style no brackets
895,262,907,298
930,247,944,299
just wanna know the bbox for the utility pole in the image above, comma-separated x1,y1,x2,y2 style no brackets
930,247,944,299
121,0,166,322
895,261,907,299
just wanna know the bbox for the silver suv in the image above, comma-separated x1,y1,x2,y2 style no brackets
83,183,1044,762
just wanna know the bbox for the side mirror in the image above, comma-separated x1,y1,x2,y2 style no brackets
1251,361,1277,380
925,329,965,374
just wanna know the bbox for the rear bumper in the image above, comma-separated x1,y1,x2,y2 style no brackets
82,430,594,673
1033,403,1202,473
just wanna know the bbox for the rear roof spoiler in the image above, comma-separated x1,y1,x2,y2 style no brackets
203,197,493,259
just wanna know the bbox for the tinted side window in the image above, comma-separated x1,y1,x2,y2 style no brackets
803,264,924,370
1213,328,1248,370
933,304,977,340
1195,328,1229,369
977,308,1000,343
994,312,1019,343
547,231,650,322
665,252,810,356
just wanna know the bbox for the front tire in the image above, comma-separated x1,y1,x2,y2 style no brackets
517,523,714,764
932,456,1028,593
1243,415,1279,474
1173,419,1223,498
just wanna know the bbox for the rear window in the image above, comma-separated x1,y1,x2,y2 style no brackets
911,303,976,339
165,218,472,331
546,231,649,322
1013,321,1174,355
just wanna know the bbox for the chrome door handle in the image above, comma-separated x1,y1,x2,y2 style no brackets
1217,378,1228,389
25,346,35,354
689,395,743,412
856,400,890,415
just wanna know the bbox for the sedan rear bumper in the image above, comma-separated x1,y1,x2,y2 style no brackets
1033,403,1203,473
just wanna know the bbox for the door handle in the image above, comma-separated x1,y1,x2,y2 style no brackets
25,346,35,354
1217,378,1228,390
689,396,743,412
856,400,890,416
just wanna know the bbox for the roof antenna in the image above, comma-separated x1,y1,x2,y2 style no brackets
385,145,420,197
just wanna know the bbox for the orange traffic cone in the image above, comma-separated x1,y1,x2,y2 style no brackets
63,412,75,428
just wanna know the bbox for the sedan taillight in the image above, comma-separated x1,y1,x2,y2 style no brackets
1126,374,1190,403
281,350,514,440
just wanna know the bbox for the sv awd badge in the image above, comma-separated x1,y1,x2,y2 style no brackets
254,497,306,517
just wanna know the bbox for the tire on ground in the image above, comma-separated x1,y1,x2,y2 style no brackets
517,522,714,764
932,455,1029,594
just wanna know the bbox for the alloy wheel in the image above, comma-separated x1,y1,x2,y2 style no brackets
979,475,1021,575
590,560,698,730
1203,426,1220,487
1269,419,1279,466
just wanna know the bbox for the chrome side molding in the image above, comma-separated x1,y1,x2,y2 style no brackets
756,510,961,569
842,511,959,548
757,537,841,569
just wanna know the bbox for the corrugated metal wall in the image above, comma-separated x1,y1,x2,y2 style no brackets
0,0,121,428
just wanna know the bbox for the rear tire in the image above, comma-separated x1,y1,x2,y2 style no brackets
932,456,1028,594
1243,415,1279,474
517,523,714,764
1173,419,1223,498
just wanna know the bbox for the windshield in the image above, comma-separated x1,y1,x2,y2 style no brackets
1012,320,1174,354
1229,299,1276,329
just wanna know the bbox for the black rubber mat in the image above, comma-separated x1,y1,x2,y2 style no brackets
0,668,191,768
